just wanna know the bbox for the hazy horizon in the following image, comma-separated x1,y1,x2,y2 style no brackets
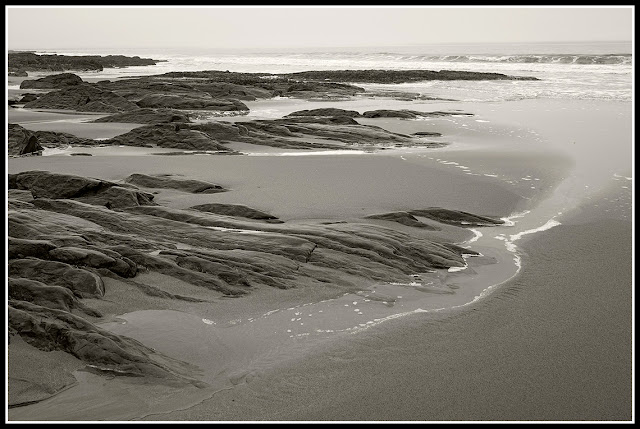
6,7,633,51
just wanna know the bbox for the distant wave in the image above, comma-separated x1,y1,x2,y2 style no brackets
358,53,633,65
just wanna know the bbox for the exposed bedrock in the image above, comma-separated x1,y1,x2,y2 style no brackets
286,108,362,118
189,203,282,223
9,124,98,154
8,124,44,156
91,107,191,124
286,108,473,120
103,124,236,152
9,170,156,209
409,208,505,227
19,72,84,89
136,93,249,112
23,83,140,113
8,300,204,387
8,277,100,316
124,173,228,194
282,69,539,83
8,52,160,73
8,170,496,389
365,212,440,230
9,259,105,298
32,130,98,147
361,109,473,119
95,77,276,102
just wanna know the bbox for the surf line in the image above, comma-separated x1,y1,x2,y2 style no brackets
352,211,564,334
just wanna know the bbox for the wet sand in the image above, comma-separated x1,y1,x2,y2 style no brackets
7,95,632,421
154,202,629,421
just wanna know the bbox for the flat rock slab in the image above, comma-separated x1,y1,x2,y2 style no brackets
125,173,228,194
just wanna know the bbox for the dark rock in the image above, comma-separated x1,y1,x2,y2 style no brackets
125,173,228,194
282,69,539,83
9,259,105,298
9,69,28,77
136,93,248,111
20,73,83,89
365,212,439,230
9,170,155,209
91,108,191,124
9,52,159,73
19,93,39,103
8,300,203,386
362,110,473,119
286,108,362,118
409,208,504,227
189,203,281,222
8,237,57,260
8,277,101,316
284,82,365,99
412,131,442,137
8,237,56,259
32,130,97,148
8,124,44,156
48,246,137,278
24,83,139,113
104,124,234,152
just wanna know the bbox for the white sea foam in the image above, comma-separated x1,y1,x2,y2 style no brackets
204,226,268,234
500,210,531,226
466,229,483,244
247,150,369,157
509,219,562,242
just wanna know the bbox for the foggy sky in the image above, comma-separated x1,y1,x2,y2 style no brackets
6,6,634,50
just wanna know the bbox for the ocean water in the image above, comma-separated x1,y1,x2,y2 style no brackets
31,41,633,102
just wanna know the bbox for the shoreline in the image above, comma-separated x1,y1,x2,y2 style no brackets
7,78,632,421
134,190,632,422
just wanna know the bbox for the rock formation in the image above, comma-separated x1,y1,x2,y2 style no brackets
8,124,44,156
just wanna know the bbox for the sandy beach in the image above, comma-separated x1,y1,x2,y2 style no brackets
6,9,635,418
137,200,632,422
7,85,632,421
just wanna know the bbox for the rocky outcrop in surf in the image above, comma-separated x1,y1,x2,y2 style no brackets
91,108,191,124
8,124,44,156
282,69,540,83
408,208,505,227
23,83,139,113
19,72,84,89
8,52,160,74
189,203,282,223
124,173,228,194
9,170,156,209
8,170,482,386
